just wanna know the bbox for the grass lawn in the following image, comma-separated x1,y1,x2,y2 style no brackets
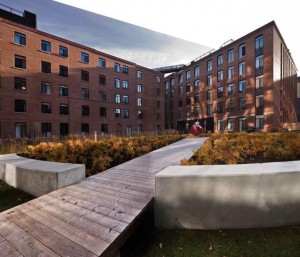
0,180,35,212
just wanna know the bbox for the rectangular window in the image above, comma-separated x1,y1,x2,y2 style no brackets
81,88,89,99
41,123,51,138
207,75,212,86
178,86,183,96
41,82,51,95
15,55,26,69
255,35,264,49
100,107,106,117
186,110,190,119
228,49,234,63
186,83,191,92
60,123,69,136
101,124,108,134
137,70,142,78
123,109,129,118
256,115,264,129
228,66,234,79
217,54,223,67
81,52,89,63
256,95,264,108
126,125,132,136
239,117,246,131
81,123,89,135
115,108,121,118
123,80,129,89
239,62,246,76
239,98,246,111
217,86,223,98
82,105,90,116
59,65,68,77
227,118,234,131
137,124,143,134
186,70,191,80
15,99,26,112
14,32,26,46
227,99,234,112
239,44,246,58
178,74,183,83
156,76,161,83
123,65,129,74
41,102,51,114
194,66,200,77
178,111,182,120
217,102,223,113
115,78,120,88
137,84,142,93
194,106,200,117
157,100,161,109
60,104,69,115
207,90,212,101
137,98,142,106
99,58,106,68
41,40,51,53
194,80,199,90
256,55,263,69
81,70,89,81
178,98,183,107
207,105,212,116
137,110,143,119
15,122,27,138
217,70,223,82
59,45,68,57
207,60,212,71
99,91,106,101
114,63,120,72
99,75,106,85
123,95,129,104
256,76,264,88
194,94,200,104
186,97,191,106
59,84,68,96
239,80,246,93
115,94,121,103
41,61,51,74
217,119,224,131
228,83,234,95
14,77,26,91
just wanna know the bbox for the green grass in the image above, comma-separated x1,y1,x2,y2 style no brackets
0,180,35,212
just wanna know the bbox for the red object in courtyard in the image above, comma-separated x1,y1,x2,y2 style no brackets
190,121,203,136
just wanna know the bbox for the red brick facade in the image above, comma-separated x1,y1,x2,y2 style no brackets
164,21,297,132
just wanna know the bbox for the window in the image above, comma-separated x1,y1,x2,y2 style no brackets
207,75,212,86
41,40,51,52
256,95,264,108
217,102,223,113
123,65,129,74
115,108,121,118
41,82,51,95
81,70,89,81
227,118,234,131
99,58,106,68
194,106,200,117
178,98,183,107
178,85,183,96
207,90,212,101
256,55,263,69
217,70,223,82
137,110,143,119
81,88,89,99
217,86,223,98
178,110,182,120
126,125,132,136
115,78,120,88
81,52,89,63
59,46,68,57
186,97,191,106
239,97,246,111
137,98,142,106
186,110,190,119
186,83,191,92
81,124,89,135
194,80,199,90
239,80,246,93
194,94,200,104
228,66,234,80
123,109,129,118
178,74,183,83
255,35,264,49
207,60,212,71
256,115,264,129
15,55,26,69
123,80,129,89
82,105,90,116
59,65,68,77
207,105,212,116
194,66,200,77
14,32,26,45
217,54,223,67
156,76,161,83
239,44,246,58
113,63,121,73
256,76,264,89
99,91,106,102
228,83,234,95
186,70,191,80
41,61,51,74
239,117,246,131
137,70,142,78
41,123,51,138
15,123,27,138
59,84,68,96
60,123,69,136
228,49,234,63
157,100,161,109
41,102,51,114
101,124,108,134
14,77,26,91
15,99,26,112
60,104,69,115
137,84,142,93
100,107,106,117
239,62,246,76
115,94,121,103
123,95,129,104
227,99,234,112
137,124,143,134
217,120,224,131
99,75,106,85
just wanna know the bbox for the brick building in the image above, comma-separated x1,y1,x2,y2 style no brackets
0,8,164,139
164,21,297,132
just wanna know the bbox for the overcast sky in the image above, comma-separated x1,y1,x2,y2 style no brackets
54,0,300,69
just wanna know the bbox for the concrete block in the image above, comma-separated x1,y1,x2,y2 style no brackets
155,161,300,229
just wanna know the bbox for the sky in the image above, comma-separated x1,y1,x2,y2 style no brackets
54,0,300,69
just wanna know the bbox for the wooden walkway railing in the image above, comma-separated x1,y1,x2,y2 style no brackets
0,138,206,257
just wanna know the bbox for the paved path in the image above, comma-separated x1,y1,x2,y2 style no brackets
0,138,206,257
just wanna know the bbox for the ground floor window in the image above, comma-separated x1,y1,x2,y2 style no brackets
60,123,69,137
217,119,224,131
256,115,264,129
41,123,51,138
81,123,89,135
101,124,108,134
227,118,234,131
239,117,246,132
137,124,143,134
126,125,132,136
15,122,26,138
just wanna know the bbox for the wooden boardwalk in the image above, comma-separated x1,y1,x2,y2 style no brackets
0,138,206,257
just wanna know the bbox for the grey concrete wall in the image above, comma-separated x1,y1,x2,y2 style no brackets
155,162,300,229
0,154,85,196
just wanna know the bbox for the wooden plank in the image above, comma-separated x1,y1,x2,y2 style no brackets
0,214,60,257
2,210,98,257
0,240,23,257
105,169,156,179
100,173,155,186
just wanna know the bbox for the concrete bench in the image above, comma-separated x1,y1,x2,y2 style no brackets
0,154,85,196
155,161,300,229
